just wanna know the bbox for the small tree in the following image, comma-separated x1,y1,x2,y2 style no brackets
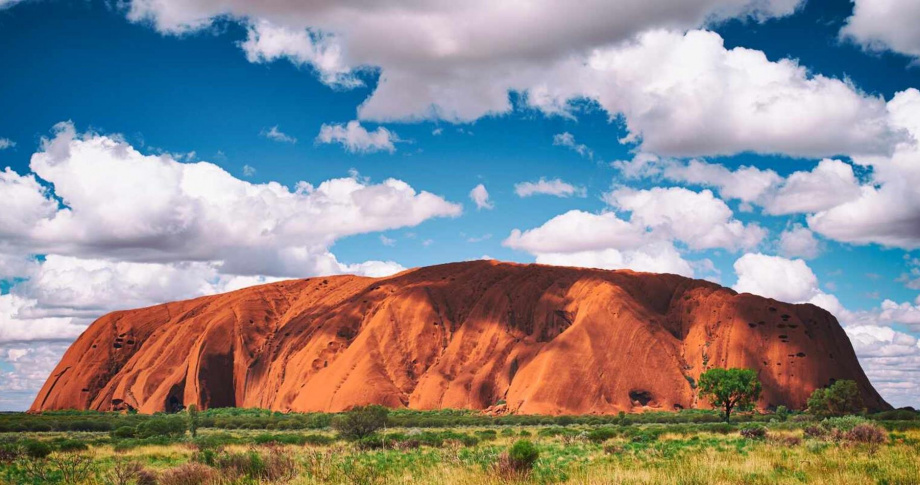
698,368,762,423
332,405,389,440
774,405,789,422
807,380,863,416
187,404,199,438
507,439,539,471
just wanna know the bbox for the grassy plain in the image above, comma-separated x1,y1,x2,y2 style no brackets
1,409,918,484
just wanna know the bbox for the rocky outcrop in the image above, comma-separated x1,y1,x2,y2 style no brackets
31,260,889,414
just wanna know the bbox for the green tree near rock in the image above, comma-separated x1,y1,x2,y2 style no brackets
807,380,864,417
698,368,762,423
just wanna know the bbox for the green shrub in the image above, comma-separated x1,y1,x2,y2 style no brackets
497,439,539,475
872,409,919,421
775,405,789,422
354,434,386,450
23,441,52,460
111,426,136,439
135,416,186,438
705,423,735,434
587,427,617,443
555,415,575,426
52,438,89,452
821,416,870,433
626,428,662,443
332,405,389,440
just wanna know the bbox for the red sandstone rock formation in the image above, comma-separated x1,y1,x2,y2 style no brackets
31,260,889,414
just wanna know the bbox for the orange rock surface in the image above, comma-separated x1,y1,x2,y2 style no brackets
31,261,889,414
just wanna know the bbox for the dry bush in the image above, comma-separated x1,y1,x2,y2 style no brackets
769,435,802,446
740,425,767,440
302,449,336,482
804,425,827,439
158,462,217,485
493,452,518,478
394,439,421,450
261,445,298,482
561,433,586,445
51,452,97,484
603,443,625,455
105,459,157,485
846,423,888,445
211,445,297,483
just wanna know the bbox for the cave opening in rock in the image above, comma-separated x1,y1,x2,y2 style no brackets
629,390,653,406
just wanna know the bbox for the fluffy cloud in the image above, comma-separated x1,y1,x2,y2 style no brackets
844,324,920,408
658,158,781,204
0,168,58,240
615,155,862,213
503,211,693,277
606,187,765,251
897,257,920,290
514,178,585,198
469,184,493,210
841,0,920,59
532,242,694,277
778,224,820,259
731,253,846,318
879,297,920,329
606,90,920,252
553,133,593,159
505,187,763,276
3,122,459,274
0,294,89,344
241,19,359,88
763,159,863,215
808,89,920,249
505,211,646,255
547,29,897,158
0,138,14,150
315,120,399,153
732,253,823,304
117,1,905,160
261,125,297,144
127,0,804,40
0,342,71,410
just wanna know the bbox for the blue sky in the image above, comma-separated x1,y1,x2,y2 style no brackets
2,0,920,410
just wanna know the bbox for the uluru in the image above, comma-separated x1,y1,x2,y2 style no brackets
31,261,889,415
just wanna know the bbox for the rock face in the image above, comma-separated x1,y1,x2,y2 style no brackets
31,261,889,414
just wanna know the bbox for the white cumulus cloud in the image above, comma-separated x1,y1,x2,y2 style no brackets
778,224,820,259
469,183,493,210
841,0,920,60
316,120,399,153
514,178,585,198
261,125,298,144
